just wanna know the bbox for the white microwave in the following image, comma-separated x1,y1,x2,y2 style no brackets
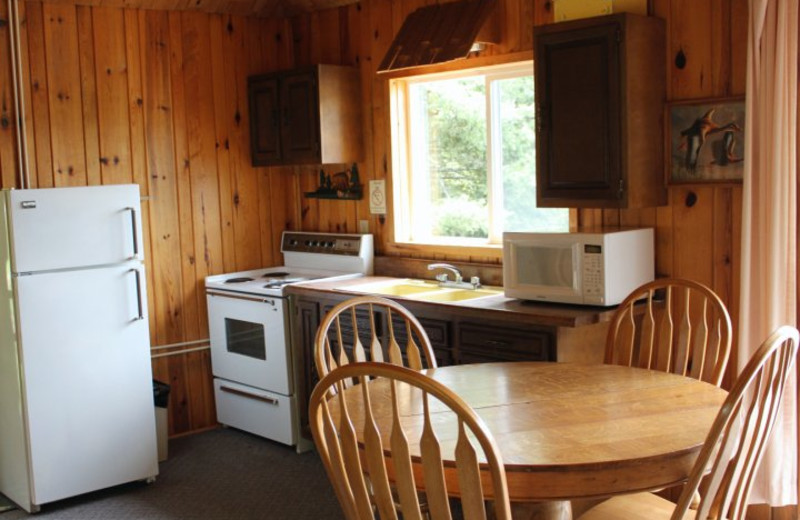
502,228,655,306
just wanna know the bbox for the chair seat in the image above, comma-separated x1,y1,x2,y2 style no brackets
577,493,681,520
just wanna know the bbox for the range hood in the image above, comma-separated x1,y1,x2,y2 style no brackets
378,0,497,73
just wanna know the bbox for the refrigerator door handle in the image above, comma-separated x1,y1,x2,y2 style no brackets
125,206,139,258
130,268,145,321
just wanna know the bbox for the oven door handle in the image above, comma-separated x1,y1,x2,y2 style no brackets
206,290,276,305
220,385,279,406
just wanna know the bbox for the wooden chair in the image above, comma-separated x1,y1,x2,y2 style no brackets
309,361,513,520
314,295,438,380
606,278,732,386
577,325,800,520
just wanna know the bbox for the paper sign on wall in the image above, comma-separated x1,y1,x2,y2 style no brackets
369,180,386,215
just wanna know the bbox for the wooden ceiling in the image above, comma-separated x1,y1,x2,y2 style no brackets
39,0,358,18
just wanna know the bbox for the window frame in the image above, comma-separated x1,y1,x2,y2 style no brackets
385,52,572,261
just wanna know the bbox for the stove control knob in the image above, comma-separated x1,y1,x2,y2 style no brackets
326,241,335,248
304,240,312,246
289,239,298,246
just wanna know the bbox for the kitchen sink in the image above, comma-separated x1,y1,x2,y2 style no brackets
346,278,503,302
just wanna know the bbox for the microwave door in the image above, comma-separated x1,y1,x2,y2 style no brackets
512,242,582,303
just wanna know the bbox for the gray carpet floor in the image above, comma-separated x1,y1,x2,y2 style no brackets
0,428,344,519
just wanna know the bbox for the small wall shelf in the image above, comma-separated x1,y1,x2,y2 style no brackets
304,164,363,200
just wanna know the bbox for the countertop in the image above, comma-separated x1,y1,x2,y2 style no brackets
286,275,620,328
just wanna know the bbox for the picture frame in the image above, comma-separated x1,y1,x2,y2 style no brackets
666,97,745,184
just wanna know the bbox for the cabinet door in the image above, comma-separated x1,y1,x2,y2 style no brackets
248,76,282,165
280,70,321,164
535,21,622,206
294,297,321,441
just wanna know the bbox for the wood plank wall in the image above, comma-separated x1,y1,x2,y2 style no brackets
0,1,797,516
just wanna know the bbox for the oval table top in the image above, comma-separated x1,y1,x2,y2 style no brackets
341,362,728,502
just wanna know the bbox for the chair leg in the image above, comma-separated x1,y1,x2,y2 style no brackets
689,489,701,509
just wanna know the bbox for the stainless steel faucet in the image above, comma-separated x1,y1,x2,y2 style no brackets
427,263,463,283
427,263,481,289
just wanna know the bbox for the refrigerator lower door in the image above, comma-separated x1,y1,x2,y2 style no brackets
14,263,157,507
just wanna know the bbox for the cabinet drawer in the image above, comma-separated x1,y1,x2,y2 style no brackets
214,379,296,446
458,324,555,362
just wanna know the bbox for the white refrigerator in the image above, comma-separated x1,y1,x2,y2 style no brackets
0,184,158,513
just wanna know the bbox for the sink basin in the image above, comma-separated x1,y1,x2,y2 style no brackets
346,278,503,303
413,288,502,302
347,279,441,297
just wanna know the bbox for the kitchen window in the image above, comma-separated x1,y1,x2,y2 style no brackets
389,61,569,250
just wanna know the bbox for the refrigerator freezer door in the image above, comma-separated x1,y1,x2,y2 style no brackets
6,185,143,273
14,263,157,506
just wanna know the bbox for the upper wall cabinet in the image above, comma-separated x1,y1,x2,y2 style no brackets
534,13,666,208
248,65,363,166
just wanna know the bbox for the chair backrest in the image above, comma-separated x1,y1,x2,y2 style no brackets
314,296,438,380
309,362,512,520
606,278,733,385
672,325,799,520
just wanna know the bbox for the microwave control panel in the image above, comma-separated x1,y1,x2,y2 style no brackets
582,245,604,303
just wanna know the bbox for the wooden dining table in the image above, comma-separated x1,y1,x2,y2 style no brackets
336,361,728,519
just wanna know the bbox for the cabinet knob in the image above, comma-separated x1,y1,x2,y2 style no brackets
536,104,548,134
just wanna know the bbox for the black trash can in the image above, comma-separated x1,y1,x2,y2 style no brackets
152,380,170,462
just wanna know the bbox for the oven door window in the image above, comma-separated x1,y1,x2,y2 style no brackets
225,318,266,360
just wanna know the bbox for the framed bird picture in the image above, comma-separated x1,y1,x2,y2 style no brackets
666,97,745,184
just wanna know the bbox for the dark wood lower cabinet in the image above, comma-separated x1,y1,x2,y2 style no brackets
290,292,556,442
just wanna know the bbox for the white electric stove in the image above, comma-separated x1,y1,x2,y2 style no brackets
205,231,373,446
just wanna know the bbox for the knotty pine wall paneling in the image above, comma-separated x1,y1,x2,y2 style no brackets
652,0,745,388
0,0,18,188
44,4,87,186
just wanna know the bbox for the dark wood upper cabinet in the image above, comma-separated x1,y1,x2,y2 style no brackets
248,65,363,166
534,13,666,208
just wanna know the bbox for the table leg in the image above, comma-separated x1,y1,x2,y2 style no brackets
510,500,572,520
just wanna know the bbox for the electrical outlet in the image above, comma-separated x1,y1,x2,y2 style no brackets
358,220,369,234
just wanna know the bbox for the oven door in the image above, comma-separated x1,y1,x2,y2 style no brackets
207,291,291,395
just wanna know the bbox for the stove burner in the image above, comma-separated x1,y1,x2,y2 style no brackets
263,282,288,289
224,277,254,284
262,271,290,278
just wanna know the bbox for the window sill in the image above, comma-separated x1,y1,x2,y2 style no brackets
385,241,503,263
